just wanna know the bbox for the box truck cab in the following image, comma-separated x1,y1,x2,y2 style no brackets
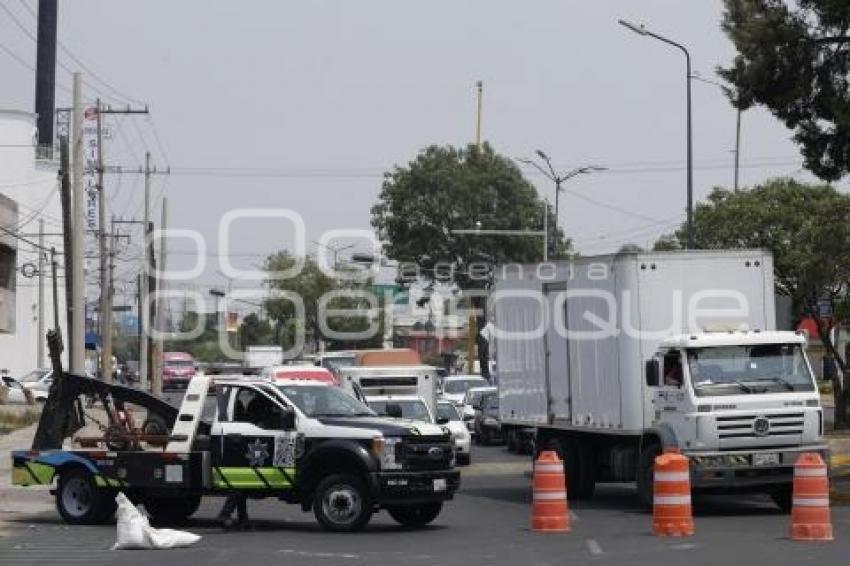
493,250,827,510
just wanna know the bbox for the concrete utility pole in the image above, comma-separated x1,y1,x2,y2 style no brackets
95,103,149,383
475,80,483,149
37,219,45,368
151,196,168,397
58,135,74,356
70,73,85,375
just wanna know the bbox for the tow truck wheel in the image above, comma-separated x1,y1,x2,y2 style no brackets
387,502,443,528
313,473,372,532
56,469,116,525
144,495,202,524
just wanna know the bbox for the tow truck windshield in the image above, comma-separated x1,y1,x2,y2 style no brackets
687,343,815,396
276,384,376,417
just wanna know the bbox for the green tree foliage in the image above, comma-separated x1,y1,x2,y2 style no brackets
264,252,383,353
371,143,569,380
371,143,569,289
237,313,275,347
655,178,850,426
719,0,850,180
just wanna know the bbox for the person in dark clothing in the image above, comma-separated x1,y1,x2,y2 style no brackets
217,491,249,528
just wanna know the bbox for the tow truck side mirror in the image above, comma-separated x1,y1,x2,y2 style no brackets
280,407,296,430
645,359,660,387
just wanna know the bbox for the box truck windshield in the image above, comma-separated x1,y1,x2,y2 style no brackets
686,343,815,396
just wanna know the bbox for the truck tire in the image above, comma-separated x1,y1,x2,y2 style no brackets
506,428,520,453
313,473,373,532
540,437,594,500
141,413,169,436
144,494,202,524
56,469,116,525
456,452,471,466
636,443,662,510
387,502,443,528
769,486,793,513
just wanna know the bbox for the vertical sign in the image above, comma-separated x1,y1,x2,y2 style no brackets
82,107,98,230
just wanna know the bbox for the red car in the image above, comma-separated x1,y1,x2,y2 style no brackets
161,352,196,391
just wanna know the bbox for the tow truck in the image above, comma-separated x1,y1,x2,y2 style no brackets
11,331,460,531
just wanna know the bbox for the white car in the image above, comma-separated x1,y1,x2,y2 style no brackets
1,375,32,405
440,374,489,407
436,401,471,465
18,368,53,402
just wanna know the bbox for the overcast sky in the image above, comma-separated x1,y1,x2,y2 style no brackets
1,0,845,297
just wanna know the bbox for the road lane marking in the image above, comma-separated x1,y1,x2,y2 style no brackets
586,539,603,555
570,511,579,522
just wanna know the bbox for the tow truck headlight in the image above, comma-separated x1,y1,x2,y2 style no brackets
373,436,402,470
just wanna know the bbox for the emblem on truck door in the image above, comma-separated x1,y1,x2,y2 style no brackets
753,417,770,437
245,439,270,466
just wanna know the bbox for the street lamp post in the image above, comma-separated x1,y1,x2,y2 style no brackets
518,154,605,255
619,19,694,249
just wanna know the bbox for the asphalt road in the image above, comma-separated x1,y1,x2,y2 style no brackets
2,443,849,566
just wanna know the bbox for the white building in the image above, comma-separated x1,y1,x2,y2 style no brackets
0,109,66,377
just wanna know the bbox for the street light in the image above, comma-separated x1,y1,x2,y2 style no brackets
619,18,694,249
518,154,606,253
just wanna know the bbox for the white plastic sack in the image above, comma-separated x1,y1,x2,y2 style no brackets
112,492,201,550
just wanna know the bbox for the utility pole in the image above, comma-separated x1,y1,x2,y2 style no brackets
58,135,73,345
70,73,85,375
96,103,149,383
152,196,168,397
733,107,742,191
37,219,45,368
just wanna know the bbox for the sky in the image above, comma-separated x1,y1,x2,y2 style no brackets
0,0,845,304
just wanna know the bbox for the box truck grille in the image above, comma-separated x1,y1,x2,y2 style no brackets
716,413,804,439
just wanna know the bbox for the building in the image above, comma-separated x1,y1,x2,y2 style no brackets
0,109,65,377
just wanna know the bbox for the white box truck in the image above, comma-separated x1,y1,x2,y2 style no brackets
492,250,827,509
337,365,440,421
244,346,284,371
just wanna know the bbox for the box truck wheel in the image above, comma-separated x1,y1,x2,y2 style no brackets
636,443,661,509
540,437,594,500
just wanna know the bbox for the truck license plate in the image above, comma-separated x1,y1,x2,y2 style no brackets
753,453,779,466
433,478,447,492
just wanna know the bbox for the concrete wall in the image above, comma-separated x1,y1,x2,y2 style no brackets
0,110,66,377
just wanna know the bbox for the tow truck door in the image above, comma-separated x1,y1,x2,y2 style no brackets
211,384,298,490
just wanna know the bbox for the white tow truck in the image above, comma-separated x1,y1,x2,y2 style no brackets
492,249,827,508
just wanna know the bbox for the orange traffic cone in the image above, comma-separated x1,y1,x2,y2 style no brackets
652,449,694,536
790,452,833,541
531,450,570,533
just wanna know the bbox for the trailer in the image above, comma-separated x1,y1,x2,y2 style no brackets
492,250,827,508
11,332,460,531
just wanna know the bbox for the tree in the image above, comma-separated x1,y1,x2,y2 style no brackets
237,313,275,347
617,243,645,253
264,252,382,353
655,177,850,427
371,143,569,379
719,0,850,180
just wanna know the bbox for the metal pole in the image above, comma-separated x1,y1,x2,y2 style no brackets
685,50,693,249
734,106,742,192
37,219,45,368
554,178,561,239
475,80,483,148
34,0,58,149
152,196,167,397
58,135,73,346
51,248,59,331
543,200,548,262
70,73,85,374
142,152,152,392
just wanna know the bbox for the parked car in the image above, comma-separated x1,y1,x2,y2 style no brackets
161,352,196,390
436,400,471,465
18,368,53,402
1,375,32,405
474,391,502,446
